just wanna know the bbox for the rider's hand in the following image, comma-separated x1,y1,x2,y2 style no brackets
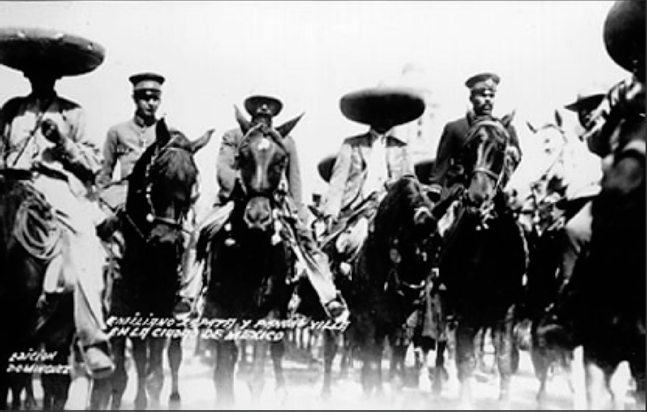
41,119,66,146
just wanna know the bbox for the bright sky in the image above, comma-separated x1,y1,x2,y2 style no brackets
0,1,628,213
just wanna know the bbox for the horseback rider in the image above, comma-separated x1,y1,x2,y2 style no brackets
179,93,349,322
0,28,114,379
320,86,424,274
426,72,522,208
97,72,167,201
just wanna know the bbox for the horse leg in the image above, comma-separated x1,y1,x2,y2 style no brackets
583,354,614,410
360,338,383,397
248,340,268,404
110,336,127,410
322,330,338,400
214,340,237,407
146,337,166,409
270,339,287,403
168,337,182,405
529,340,550,408
24,374,36,410
131,338,148,410
493,315,516,409
432,340,447,395
454,321,478,409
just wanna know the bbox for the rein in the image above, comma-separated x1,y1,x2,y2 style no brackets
125,139,192,241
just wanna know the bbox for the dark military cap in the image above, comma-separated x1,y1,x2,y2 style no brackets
129,72,165,93
465,72,500,92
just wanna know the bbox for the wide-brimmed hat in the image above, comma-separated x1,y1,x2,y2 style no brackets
564,83,608,112
317,154,337,183
603,0,645,74
244,94,283,117
0,27,105,77
340,86,425,127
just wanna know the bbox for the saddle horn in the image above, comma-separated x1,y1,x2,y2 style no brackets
276,112,305,138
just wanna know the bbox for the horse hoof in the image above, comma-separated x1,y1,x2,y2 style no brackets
134,396,147,410
169,392,181,403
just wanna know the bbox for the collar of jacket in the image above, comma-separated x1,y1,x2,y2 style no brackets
133,114,157,128
367,128,405,144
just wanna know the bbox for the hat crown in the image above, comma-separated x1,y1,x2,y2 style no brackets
244,94,283,117
129,72,165,92
465,72,500,90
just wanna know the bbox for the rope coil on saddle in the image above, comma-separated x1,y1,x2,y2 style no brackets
13,191,63,261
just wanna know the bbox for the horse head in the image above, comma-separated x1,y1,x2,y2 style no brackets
234,105,303,232
127,118,212,255
462,114,516,213
371,175,437,297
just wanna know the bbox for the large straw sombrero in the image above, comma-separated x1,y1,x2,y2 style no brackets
317,154,337,183
603,0,645,74
0,27,105,76
340,86,425,127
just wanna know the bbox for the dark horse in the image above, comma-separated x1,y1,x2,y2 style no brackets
0,171,76,410
332,175,438,396
199,109,303,407
550,87,645,409
435,116,527,408
90,119,212,410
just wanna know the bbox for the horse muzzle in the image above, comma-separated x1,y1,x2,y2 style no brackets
243,196,274,232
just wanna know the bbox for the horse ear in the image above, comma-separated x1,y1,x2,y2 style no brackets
234,105,252,135
156,117,172,146
554,109,564,129
501,110,516,129
526,121,537,134
190,128,215,154
276,112,305,138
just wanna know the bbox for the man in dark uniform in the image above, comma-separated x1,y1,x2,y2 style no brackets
427,73,521,204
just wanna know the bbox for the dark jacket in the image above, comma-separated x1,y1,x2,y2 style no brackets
429,111,521,200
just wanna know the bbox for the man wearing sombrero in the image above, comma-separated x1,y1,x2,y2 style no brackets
0,28,114,378
179,94,349,322
321,86,424,267
427,72,521,204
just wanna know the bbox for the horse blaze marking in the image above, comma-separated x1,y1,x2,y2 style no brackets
257,137,271,151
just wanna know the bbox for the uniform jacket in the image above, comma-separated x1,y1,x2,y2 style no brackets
96,116,158,188
429,111,521,195
321,131,414,219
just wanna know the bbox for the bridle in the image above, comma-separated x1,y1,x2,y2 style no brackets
461,119,513,228
126,137,193,241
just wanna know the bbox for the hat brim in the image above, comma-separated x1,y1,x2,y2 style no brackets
340,87,425,127
604,0,645,73
414,159,435,185
564,94,605,112
244,95,283,117
0,27,105,76
317,154,337,183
